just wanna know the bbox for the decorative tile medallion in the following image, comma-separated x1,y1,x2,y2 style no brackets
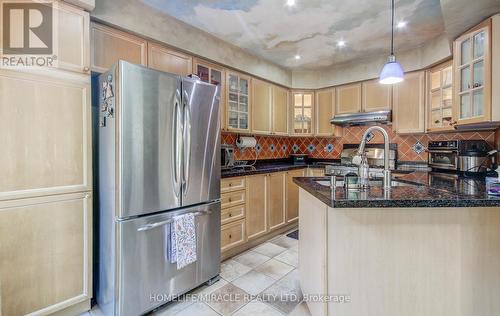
255,143,262,153
365,131,375,142
307,144,315,153
292,144,299,153
269,144,276,152
411,141,425,154
281,144,287,151
325,143,334,153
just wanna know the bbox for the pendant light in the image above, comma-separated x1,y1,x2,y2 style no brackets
379,0,404,84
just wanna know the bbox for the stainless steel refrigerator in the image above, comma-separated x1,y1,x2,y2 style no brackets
96,61,221,316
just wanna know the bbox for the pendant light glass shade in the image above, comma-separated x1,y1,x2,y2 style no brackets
379,55,404,84
379,0,404,84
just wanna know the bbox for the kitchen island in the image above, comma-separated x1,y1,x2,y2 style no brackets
294,173,500,316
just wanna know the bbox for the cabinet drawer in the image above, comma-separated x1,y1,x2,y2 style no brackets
221,204,245,225
221,190,246,209
221,219,245,252
221,177,246,193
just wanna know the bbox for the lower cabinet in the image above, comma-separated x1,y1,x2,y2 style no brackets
268,172,286,230
307,167,325,177
286,169,305,223
0,192,92,315
221,219,246,252
246,174,268,240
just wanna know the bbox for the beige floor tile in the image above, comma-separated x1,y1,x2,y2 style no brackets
289,301,311,316
254,259,294,280
259,269,302,314
290,244,299,253
270,236,298,249
233,250,271,268
205,283,250,315
193,278,229,295
175,302,219,316
220,259,252,281
232,270,276,296
154,299,194,316
232,300,284,316
274,249,299,267
252,242,287,257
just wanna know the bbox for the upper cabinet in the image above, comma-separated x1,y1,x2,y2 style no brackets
361,79,392,112
336,83,362,114
393,71,426,134
148,43,193,76
252,79,273,134
194,59,226,130
315,88,342,137
453,18,492,125
427,60,454,132
291,91,314,135
91,23,147,73
271,85,289,135
227,71,251,132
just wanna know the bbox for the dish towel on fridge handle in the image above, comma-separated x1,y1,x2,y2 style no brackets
167,213,197,269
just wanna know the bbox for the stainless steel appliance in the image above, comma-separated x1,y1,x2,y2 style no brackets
330,110,391,126
221,144,235,169
428,140,459,171
96,61,221,316
428,140,492,173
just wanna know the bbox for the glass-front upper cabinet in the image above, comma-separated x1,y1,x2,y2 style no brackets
194,59,226,130
427,60,454,132
454,20,491,125
226,72,250,131
292,92,314,135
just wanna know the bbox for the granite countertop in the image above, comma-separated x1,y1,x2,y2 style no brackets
221,160,329,178
293,171,500,208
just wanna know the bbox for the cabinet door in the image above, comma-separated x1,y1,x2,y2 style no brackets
336,83,361,114
91,23,147,73
148,43,193,76
362,79,392,111
55,2,90,74
286,169,305,223
251,79,272,134
453,21,491,125
291,91,314,135
315,88,342,136
427,60,454,132
0,70,91,200
227,72,251,132
246,174,267,240
268,172,286,230
393,71,426,134
194,59,226,130
272,85,289,135
0,192,92,316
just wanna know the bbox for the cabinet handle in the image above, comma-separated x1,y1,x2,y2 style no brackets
229,183,232,187
229,213,232,217
228,198,232,202
83,66,90,72
229,234,232,239
84,193,91,199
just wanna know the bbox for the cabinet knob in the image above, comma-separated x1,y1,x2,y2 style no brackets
229,183,232,187
84,193,91,199
83,66,90,72
229,234,232,239
229,213,232,217
228,198,232,202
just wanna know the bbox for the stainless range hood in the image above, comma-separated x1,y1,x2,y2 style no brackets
330,110,392,126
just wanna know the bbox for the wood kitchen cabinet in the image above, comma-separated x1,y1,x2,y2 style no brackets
227,71,251,132
272,85,289,135
393,71,426,134
0,192,92,315
291,91,314,135
91,22,147,73
427,60,454,132
268,172,286,230
148,43,193,76
315,88,342,136
194,59,226,130
362,79,392,111
336,83,362,114
252,79,273,134
286,169,305,223
246,174,268,240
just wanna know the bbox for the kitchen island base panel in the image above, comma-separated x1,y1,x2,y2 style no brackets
299,188,500,316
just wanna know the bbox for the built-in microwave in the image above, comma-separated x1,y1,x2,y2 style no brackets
221,144,235,169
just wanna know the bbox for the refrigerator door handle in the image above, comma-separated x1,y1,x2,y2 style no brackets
136,209,212,232
182,90,192,195
173,92,182,197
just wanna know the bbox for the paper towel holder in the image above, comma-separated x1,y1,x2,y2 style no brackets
236,135,257,149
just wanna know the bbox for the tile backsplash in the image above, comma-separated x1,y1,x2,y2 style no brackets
222,125,496,163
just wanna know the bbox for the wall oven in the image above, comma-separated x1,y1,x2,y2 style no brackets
428,141,459,171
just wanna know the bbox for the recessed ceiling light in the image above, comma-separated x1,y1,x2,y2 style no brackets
337,40,346,47
397,21,407,28
286,0,296,7
294,55,301,60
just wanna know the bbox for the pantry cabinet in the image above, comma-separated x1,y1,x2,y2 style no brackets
336,83,362,114
252,79,273,134
291,91,314,135
268,172,286,230
90,22,147,73
362,79,392,111
246,174,268,240
194,59,226,130
147,43,193,76
286,169,305,223
272,85,289,135
315,88,342,137
427,60,454,132
393,71,426,134
227,71,251,132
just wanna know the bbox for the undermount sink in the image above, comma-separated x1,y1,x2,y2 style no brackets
315,179,418,188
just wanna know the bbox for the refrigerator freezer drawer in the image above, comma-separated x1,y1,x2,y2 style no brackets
117,201,221,316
